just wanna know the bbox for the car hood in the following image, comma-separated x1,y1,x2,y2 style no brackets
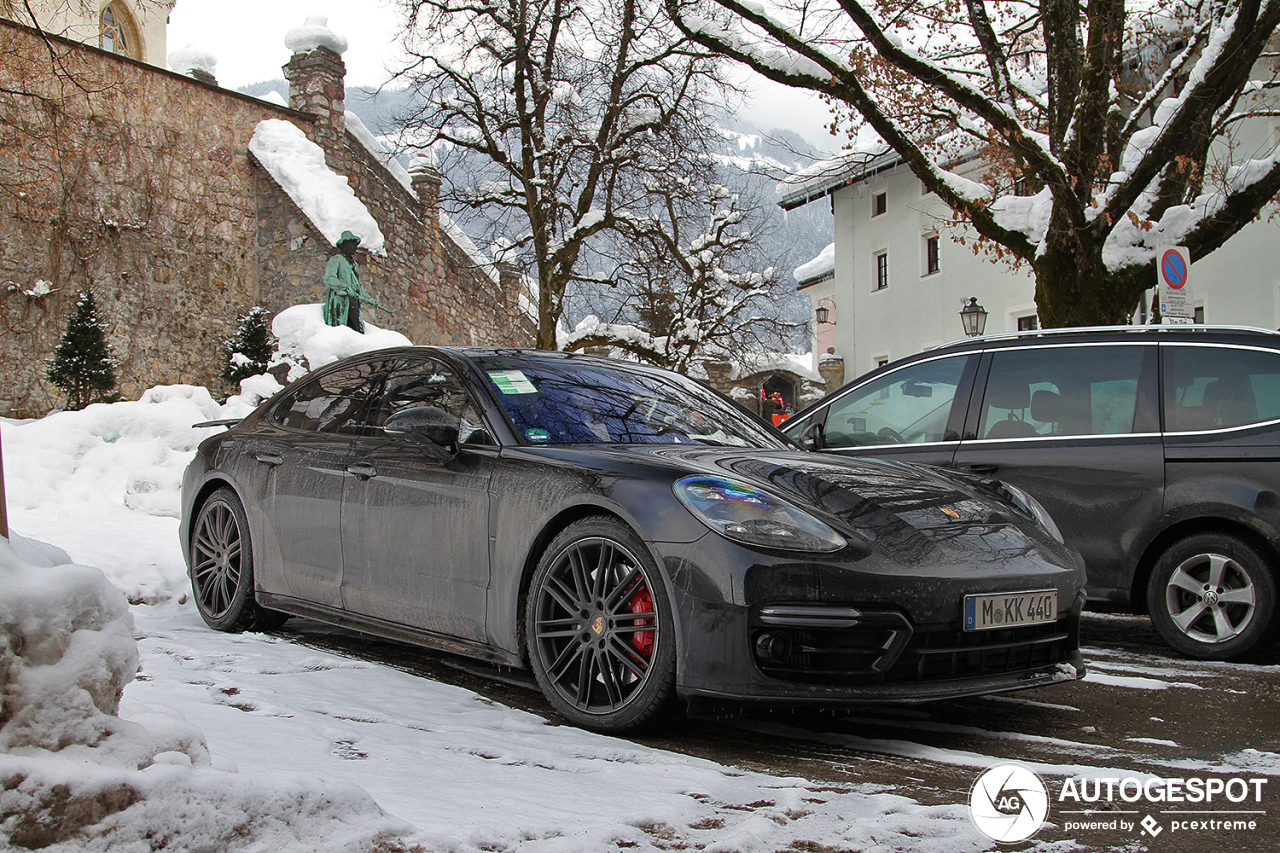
564,444,1076,563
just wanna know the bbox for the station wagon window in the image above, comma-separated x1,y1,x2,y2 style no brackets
368,357,491,445
821,355,968,448
271,361,381,433
978,346,1145,439
1164,345,1280,432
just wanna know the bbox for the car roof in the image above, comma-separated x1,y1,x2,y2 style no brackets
931,324,1280,353
787,325,1280,425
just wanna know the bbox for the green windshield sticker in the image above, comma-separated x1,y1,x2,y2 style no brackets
488,369,538,395
526,428,550,442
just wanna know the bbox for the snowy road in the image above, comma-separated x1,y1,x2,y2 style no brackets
271,610,1280,852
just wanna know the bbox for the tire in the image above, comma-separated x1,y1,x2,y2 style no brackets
190,488,289,633
1147,533,1278,661
525,516,678,732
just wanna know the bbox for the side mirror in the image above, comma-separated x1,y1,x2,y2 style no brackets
799,421,824,451
384,406,460,463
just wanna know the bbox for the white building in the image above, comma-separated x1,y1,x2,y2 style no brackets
782,122,1280,381
3,1,173,64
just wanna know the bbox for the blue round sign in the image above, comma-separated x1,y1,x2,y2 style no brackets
1161,249,1187,288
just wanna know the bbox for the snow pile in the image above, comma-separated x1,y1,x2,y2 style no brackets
270,303,412,381
167,43,216,77
283,14,348,56
1,385,222,522
250,119,386,255
0,535,424,852
0,535,139,759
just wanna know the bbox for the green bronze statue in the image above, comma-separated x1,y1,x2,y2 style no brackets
323,230,392,333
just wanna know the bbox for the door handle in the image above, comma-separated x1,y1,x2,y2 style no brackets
963,463,1000,475
254,452,283,467
347,463,378,479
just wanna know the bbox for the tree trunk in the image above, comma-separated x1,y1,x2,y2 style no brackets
1033,235,1150,328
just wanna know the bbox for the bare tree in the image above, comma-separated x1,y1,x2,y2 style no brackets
389,0,749,349
669,0,1280,326
566,186,803,370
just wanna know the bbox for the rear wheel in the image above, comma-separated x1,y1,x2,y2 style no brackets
526,517,677,732
190,488,288,632
1147,533,1277,660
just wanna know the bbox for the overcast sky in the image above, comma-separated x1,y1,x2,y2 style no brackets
166,0,841,149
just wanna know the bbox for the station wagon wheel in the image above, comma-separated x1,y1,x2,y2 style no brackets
526,517,677,732
1147,533,1277,661
190,488,288,633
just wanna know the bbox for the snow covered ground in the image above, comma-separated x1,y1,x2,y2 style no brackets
0,308,1011,851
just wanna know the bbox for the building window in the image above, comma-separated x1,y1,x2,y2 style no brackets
1018,314,1040,331
1195,305,1205,323
924,234,940,275
100,2,140,59
872,191,887,217
874,251,888,290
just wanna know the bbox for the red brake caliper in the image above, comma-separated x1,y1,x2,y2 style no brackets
629,585,655,658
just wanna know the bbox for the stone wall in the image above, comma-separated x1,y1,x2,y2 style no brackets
0,19,297,415
0,19,532,417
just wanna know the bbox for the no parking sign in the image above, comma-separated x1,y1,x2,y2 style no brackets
1157,245,1194,324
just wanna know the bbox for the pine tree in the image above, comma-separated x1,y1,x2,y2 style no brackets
45,291,118,410
222,307,276,386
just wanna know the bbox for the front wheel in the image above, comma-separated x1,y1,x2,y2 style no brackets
525,517,677,732
1147,533,1277,660
190,488,288,632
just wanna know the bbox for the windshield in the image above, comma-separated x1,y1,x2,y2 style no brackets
472,354,791,448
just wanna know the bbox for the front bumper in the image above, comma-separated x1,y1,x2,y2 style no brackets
660,532,1087,704
679,591,1086,703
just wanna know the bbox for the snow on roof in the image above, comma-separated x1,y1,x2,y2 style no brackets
794,242,835,285
283,14,348,56
167,43,216,77
735,351,822,382
249,119,386,255
776,146,899,210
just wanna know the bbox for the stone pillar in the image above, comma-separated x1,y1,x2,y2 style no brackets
283,47,347,173
819,352,845,393
410,158,442,221
497,262,522,310
702,359,734,395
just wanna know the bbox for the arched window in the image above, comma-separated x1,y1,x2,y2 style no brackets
100,2,141,59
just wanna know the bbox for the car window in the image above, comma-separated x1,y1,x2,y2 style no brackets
366,357,491,445
820,356,967,448
270,361,381,434
472,355,788,448
1164,345,1280,432
978,346,1144,439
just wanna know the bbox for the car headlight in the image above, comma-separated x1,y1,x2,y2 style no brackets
674,475,847,553
1000,481,1064,544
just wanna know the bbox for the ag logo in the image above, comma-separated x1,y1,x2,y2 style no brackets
969,764,1049,842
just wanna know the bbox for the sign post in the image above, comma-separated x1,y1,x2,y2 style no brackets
1157,245,1194,324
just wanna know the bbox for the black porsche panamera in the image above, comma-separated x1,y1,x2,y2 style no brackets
181,347,1086,732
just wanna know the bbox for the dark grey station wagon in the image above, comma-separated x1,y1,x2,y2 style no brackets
783,326,1280,660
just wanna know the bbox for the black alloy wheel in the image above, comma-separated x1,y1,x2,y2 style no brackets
1147,533,1277,660
526,517,677,732
190,487,287,632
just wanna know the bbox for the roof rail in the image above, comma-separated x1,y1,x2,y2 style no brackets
934,323,1279,351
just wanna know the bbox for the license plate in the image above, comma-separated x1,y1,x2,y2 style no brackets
963,590,1057,631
